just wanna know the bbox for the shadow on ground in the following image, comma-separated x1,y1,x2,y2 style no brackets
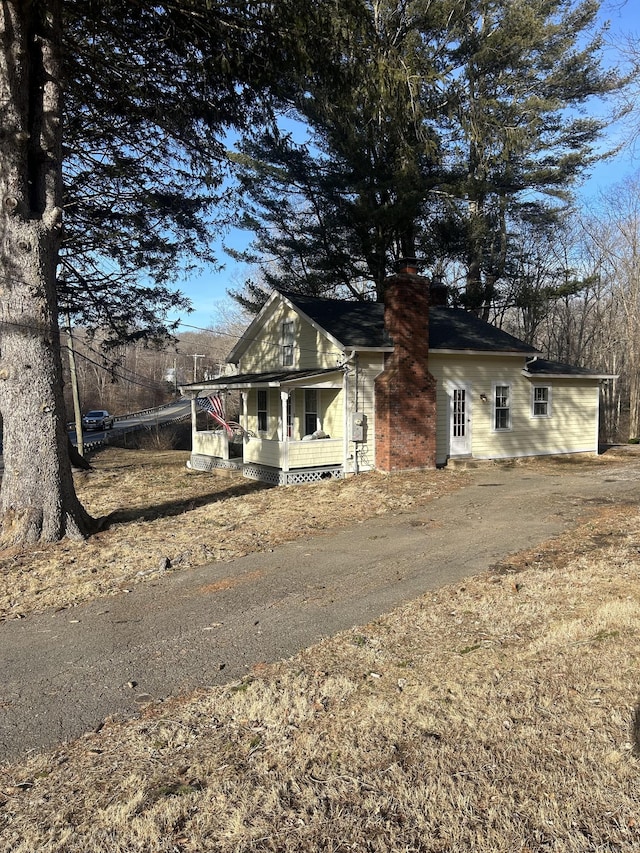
102,479,273,527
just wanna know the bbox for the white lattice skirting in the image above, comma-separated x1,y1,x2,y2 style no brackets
188,453,243,473
243,463,344,486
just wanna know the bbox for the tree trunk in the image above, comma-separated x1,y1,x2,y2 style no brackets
0,0,95,544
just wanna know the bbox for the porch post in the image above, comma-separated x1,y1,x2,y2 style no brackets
190,396,198,444
280,390,290,473
241,391,249,435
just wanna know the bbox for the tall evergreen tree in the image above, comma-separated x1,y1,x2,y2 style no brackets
229,0,454,308
229,0,620,314
0,0,324,545
440,0,619,317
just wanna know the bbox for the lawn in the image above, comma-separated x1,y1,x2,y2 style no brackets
1,448,639,851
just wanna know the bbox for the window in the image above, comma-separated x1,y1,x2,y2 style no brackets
282,320,294,366
532,385,551,417
304,389,319,435
494,385,511,430
257,389,268,432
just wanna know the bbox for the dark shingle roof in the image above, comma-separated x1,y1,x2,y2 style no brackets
523,358,606,378
281,291,537,354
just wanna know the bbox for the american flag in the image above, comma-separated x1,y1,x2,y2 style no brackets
196,394,232,435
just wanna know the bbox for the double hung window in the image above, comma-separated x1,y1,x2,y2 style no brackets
494,385,511,430
282,320,294,367
304,389,319,435
532,386,551,417
257,389,268,433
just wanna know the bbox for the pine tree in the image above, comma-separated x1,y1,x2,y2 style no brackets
441,0,618,317
229,0,454,306
229,0,620,314
0,0,320,545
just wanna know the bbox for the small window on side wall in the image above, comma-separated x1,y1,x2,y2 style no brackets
532,385,551,417
304,389,319,435
257,389,268,433
494,384,511,430
282,320,294,367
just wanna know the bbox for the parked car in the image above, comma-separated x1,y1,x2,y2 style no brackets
81,410,114,431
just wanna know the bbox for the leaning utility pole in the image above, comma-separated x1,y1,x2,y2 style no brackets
65,313,84,457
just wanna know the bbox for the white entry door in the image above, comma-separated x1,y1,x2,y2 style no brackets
450,385,472,456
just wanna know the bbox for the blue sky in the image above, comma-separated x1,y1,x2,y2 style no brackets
172,0,640,332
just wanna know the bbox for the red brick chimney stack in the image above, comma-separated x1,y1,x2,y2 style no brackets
374,261,437,471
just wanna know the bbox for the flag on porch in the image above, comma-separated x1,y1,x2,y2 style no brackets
196,394,233,436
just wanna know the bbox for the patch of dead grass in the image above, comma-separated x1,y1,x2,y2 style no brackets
2,499,640,851
2,446,640,851
0,448,467,621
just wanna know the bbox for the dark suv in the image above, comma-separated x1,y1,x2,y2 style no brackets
82,410,114,431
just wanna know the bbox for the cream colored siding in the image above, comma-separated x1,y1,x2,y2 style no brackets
244,438,282,467
193,430,228,459
430,353,600,463
289,439,343,468
246,388,279,439
322,390,343,440
239,303,343,373
344,353,384,471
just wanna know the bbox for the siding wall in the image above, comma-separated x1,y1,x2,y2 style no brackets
245,385,343,442
429,353,600,464
239,303,343,373
345,354,385,471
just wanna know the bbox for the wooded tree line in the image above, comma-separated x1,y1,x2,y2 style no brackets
0,0,636,545
61,326,240,417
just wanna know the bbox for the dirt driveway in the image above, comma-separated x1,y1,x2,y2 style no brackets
2,450,640,763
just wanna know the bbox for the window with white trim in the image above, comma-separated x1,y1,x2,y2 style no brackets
532,385,551,417
304,389,319,435
282,320,294,366
257,389,268,433
494,384,511,430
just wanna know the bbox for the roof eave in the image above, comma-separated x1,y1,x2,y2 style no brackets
522,370,618,380
431,348,538,357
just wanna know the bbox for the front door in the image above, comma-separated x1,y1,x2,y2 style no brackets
450,385,472,456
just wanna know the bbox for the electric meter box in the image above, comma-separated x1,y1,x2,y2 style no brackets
351,412,365,442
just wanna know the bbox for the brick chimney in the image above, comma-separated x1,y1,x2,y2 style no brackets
374,262,437,471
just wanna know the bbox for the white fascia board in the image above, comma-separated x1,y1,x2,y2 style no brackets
344,346,393,353
431,348,538,358
225,290,282,364
282,374,343,390
522,370,618,380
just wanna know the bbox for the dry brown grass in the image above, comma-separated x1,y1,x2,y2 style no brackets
0,447,466,621
1,448,640,851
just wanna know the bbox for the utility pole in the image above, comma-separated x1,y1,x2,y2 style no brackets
65,312,84,457
190,354,205,383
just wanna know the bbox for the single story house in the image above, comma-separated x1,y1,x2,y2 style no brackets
180,268,613,485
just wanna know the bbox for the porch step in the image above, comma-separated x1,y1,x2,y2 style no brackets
446,456,481,470
187,453,243,475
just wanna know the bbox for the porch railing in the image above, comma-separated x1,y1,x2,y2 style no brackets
244,437,343,470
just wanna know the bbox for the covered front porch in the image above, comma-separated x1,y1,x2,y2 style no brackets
181,367,349,485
